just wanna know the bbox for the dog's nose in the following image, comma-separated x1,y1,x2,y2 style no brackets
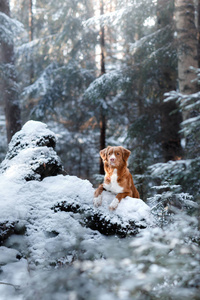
110,158,115,162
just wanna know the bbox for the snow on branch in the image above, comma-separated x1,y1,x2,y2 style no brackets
83,0,155,29
84,70,124,102
164,90,182,102
180,115,200,135
0,12,24,46
164,89,200,136
22,63,57,99
165,91,200,110
129,25,171,53
0,62,15,79
83,8,128,28
190,66,200,85
16,34,57,59
16,39,41,56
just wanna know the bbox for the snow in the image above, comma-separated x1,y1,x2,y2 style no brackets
98,191,153,226
129,25,169,54
2,147,49,181
0,247,20,265
22,64,55,99
0,173,102,263
83,8,127,28
0,120,62,182
0,12,24,46
3,120,56,161
0,120,154,299
1,121,198,299
17,120,52,136
181,115,200,126
0,172,152,298
84,70,123,101
0,171,198,300
0,174,152,234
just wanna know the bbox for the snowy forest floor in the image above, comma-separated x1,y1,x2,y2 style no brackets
0,121,199,300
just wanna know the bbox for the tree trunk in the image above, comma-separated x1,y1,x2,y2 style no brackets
175,0,198,120
99,0,106,175
29,0,34,83
29,0,33,41
197,0,200,67
100,0,106,76
0,0,21,143
99,108,106,174
157,0,183,161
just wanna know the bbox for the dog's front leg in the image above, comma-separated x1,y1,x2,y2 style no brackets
94,184,104,207
109,192,132,211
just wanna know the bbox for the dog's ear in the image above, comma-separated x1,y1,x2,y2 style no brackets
121,147,131,162
100,146,111,161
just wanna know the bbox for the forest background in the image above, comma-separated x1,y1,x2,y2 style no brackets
0,1,200,299
0,0,200,202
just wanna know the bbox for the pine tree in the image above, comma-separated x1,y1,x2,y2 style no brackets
13,0,99,178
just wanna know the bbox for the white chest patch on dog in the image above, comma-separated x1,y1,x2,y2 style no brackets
103,169,124,194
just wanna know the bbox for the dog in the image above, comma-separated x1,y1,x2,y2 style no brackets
94,146,140,210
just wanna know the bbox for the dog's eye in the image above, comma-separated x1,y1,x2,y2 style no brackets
116,152,120,155
108,153,111,156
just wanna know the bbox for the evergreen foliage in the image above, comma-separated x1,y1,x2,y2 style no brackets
0,12,23,46
148,69,200,201
0,0,198,192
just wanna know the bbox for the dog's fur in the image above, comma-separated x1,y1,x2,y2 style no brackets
94,146,140,210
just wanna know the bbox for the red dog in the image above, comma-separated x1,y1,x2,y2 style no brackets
94,146,140,210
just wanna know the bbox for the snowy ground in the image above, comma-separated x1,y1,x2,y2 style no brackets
0,121,199,300
0,121,154,300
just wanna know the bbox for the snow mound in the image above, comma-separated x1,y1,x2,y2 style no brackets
0,121,153,244
54,188,154,237
0,120,63,181
98,191,153,226
6,120,56,158
0,173,153,271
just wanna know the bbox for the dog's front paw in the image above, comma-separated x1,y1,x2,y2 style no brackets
109,198,119,211
93,195,102,207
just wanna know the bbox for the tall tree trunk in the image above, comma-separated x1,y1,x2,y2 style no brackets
29,0,34,83
99,0,106,175
100,0,106,76
0,0,21,143
197,0,200,67
157,0,183,161
175,0,198,120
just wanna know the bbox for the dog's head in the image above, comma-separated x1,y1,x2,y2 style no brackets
100,146,131,168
